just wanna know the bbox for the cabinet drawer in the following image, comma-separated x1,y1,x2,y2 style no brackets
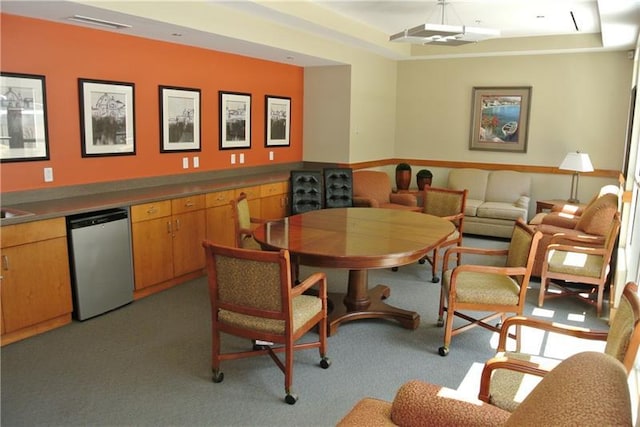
234,185,261,200
206,189,235,208
260,182,286,197
131,201,171,223
1,217,66,248
171,194,205,214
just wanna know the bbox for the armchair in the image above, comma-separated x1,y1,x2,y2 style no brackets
437,219,541,356
202,241,331,404
337,352,632,426
530,187,619,277
352,170,420,211
539,211,621,317
478,282,640,413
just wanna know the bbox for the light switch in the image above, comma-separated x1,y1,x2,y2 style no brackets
231,154,236,164
193,156,199,168
269,151,274,161
44,167,53,182
239,153,245,164
182,157,189,169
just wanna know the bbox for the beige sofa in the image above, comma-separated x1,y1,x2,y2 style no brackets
447,169,531,238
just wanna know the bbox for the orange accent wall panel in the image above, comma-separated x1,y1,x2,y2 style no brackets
0,14,303,193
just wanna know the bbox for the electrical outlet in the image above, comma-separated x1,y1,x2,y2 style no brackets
193,156,199,168
269,151,274,161
44,167,53,182
231,154,236,164
239,153,245,164
182,157,189,169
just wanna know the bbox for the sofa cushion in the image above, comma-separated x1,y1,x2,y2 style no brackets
575,193,618,236
477,202,527,221
448,168,489,201
464,198,483,216
485,171,531,204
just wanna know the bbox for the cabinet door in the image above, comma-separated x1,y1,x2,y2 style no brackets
260,182,288,219
131,218,174,290
172,209,206,276
1,237,72,333
206,204,235,247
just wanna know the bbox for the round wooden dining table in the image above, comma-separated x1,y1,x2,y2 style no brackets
252,207,455,336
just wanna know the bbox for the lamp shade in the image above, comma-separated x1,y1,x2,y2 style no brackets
559,152,594,173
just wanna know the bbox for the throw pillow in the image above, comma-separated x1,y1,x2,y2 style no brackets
575,193,618,236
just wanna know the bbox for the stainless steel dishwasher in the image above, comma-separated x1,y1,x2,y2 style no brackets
67,208,134,321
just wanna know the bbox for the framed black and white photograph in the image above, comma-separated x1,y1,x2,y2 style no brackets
79,78,135,157
219,91,251,150
159,86,201,152
0,72,49,163
265,95,291,147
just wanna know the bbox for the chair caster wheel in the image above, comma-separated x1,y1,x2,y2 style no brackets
320,357,331,369
212,370,224,383
438,346,449,357
431,276,440,283
436,318,444,327
418,259,426,264
391,267,398,272
496,322,502,329
285,393,298,405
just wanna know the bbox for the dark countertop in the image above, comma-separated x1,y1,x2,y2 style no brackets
0,171,290,227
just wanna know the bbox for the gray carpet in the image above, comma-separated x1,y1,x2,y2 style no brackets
0,236,609,426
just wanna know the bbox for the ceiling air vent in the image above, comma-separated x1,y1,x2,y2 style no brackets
67,15,131,30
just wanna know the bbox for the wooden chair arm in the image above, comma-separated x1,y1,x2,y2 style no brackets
496,315,608,351
442,246,508,271
546,243,608,257
291,272,327,299
548,232,605,246
478,355,550,403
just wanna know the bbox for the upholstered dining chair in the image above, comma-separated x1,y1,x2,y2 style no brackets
337,352,632,427
539,211,621,317
437,219,541,356
230,192,264,249
202,241,331,404
478,281,640,413
421,186,468,283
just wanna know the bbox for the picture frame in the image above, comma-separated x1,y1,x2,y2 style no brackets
219,91,251,150
159,86,201,153
79,78,135,157
265,95,291,147
469,86,532,153
0,72,50,163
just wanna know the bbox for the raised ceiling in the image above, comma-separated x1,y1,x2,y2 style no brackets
1,0,639,66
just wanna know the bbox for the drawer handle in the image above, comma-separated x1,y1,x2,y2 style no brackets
147,207,158,214
185,202,195,208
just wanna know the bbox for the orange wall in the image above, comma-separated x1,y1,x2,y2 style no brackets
0,14,303,193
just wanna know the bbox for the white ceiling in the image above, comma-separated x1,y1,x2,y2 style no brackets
1,0,639,67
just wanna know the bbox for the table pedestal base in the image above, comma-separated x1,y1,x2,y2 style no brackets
327,270,420,336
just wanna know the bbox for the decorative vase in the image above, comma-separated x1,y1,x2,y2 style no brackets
416,169,433,190
395,170,411,191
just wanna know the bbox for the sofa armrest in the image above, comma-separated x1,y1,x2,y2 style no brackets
389,193,417,207
390,380,510,427
353,196,379,208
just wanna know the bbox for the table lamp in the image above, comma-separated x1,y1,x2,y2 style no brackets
559,151,594,203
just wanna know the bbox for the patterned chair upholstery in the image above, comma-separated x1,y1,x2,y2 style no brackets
539,211,621,317
337,352,632,427
437,219,541,356
290,170,323,215
479,282,640,413
323,167,353,208
202,241,330,404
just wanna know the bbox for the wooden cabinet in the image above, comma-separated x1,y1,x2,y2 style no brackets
131,195,205,297
1,218,73,345
205,189,235,247
260,181,289,219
